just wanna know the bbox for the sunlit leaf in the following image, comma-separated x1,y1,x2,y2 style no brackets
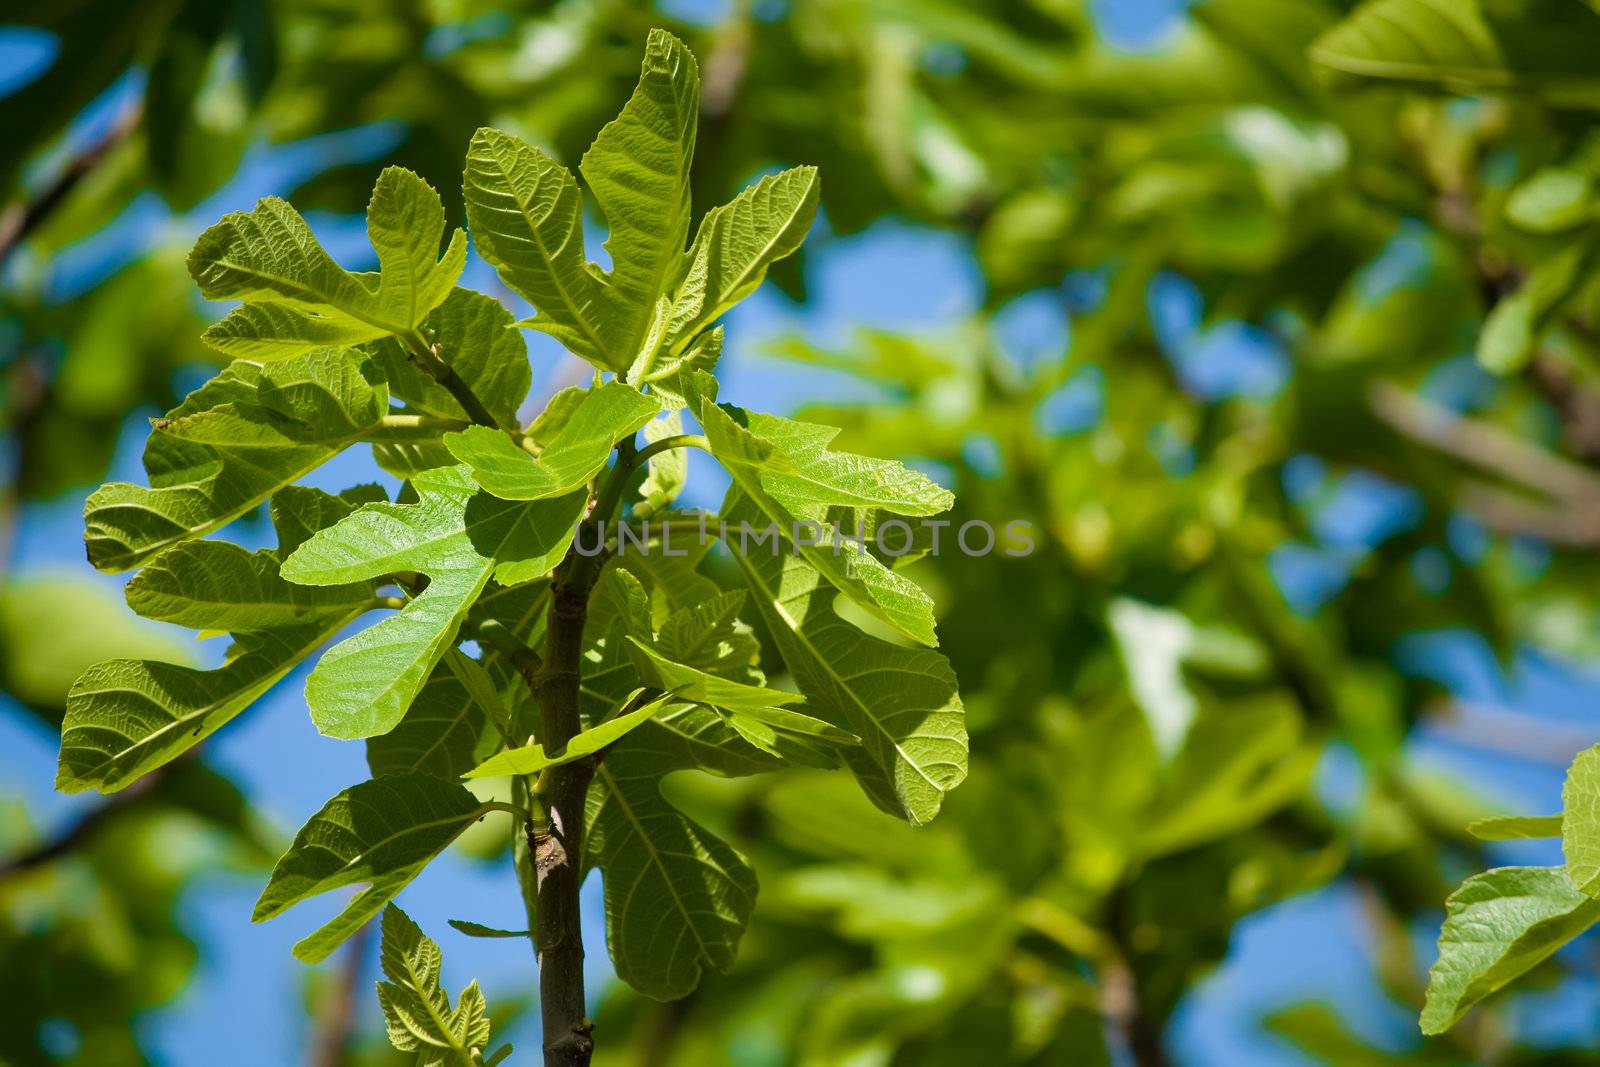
581,28,699,363
281,465,582,738
190,167,466,358
725,495,966,825
1422,867,1600,1034
445,383,659,501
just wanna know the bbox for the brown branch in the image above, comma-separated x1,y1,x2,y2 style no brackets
1529,351,1600,463
0,102,141,266
309,919,374,1067
1102,886,1170,1067
1457,480,1600,545
0,762,169,881
530,555,599,1067
1370,381,1600,503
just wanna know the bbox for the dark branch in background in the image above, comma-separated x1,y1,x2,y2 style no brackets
1369,381,1600,544
0,760,170,881
0,103,142,572
309,919,374,1067
1102,885,1170,1067
637,994,694,1067
0,103,142,267
1530,350,1600,463
701,18,750,119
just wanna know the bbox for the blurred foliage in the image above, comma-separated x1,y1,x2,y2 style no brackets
6,0,1600,1064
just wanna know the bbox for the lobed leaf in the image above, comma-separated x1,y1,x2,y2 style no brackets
586,754,758,1000
84,352,388,572
58,617,361,794
462,128,616,370
254,774,501,962
725,494,967,825
377,905,497,1062
700,394,950,646
190,167,466,359
282,464,583,738
582,28,699,362
655,167,819,377
62,487,370,792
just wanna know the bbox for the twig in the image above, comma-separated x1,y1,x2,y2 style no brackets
1102,886,1170,1067
402,333,503,432
0,102,141,265
0,763,168,881
1369,381,1600,502
1529,351,1600,463
1457,480,1600,545
309,918,374,1067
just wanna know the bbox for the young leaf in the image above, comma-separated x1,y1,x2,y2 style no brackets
1422,867,1600,1034
725,495,967,825
702,400,951,646
635,411,688,518
462,128,616,371
378,905,497,1063
626,637,802,712
581,28,699,361
254,774,503,962
463,691,678,778
281,464,583,739
654,588,759,679
189,168,466,359
1469,814,1564,841
658,167,820,372
445,383,659,500
1562,744,1600,895
84,353,388,572
367,651,503,779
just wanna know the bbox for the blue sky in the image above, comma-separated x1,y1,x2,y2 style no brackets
4,0,1599,1062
